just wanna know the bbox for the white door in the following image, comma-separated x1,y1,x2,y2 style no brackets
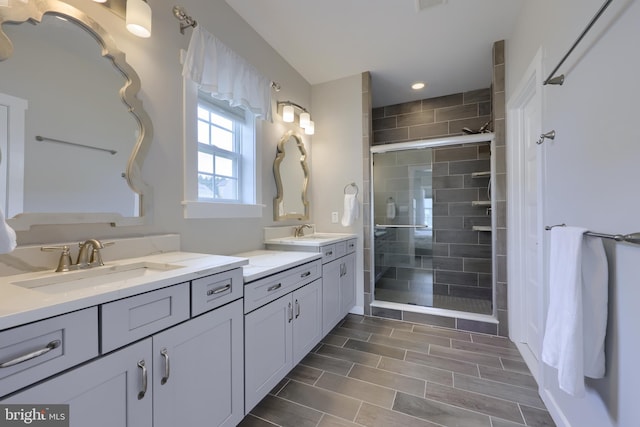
507,49,545,380
523,93,543,360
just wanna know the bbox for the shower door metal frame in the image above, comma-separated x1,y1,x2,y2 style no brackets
369,133,497,320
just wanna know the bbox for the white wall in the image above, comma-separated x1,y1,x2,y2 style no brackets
10,0,314,255
311,74,365,313
507,0,640,426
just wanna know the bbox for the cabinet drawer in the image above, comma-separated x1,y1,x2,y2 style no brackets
191,268,243,316
101,283,190,353
244,260,321,313
320,244,336,263
0,307,98,398
346,238,357,254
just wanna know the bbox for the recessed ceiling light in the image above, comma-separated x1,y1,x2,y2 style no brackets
411,82,426,90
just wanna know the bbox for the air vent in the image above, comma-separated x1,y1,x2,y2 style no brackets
414,0,448,12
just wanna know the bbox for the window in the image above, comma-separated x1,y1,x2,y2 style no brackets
182,82,261,219
196,94,243,202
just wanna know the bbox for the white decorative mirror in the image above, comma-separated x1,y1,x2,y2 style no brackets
273,131,309,220
0,0,152,230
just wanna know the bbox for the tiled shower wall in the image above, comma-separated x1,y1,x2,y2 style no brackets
372,88,491,144
362,41,508,336
432,143,492,304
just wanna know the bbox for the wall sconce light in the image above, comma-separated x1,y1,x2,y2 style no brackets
278,101,314,135
126,0,152,38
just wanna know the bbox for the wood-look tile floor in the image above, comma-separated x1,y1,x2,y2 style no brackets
239,314,556,427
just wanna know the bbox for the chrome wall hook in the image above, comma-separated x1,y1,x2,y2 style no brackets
537,130,556,145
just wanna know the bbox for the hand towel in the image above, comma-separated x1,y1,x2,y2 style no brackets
341,194,359,227
541,226,608,396
0,207,16,254
386,198,396,220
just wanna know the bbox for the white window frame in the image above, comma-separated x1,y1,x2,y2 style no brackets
182,70,262,219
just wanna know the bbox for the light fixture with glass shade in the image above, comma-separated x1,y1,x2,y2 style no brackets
278,101,315,135
126,0,152,38
282,104,295,123
304,121,315,135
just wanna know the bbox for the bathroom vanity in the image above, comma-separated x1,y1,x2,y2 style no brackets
236,250,323,413
0,246,247,427
264,231,358,336
0,233,358,425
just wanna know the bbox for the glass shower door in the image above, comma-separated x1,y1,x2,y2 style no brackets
372,141,494,315
373,149,434,307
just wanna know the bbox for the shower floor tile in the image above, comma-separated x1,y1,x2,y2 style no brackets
374,285,492,315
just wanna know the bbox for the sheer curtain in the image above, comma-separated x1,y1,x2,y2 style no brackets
182,26,272,121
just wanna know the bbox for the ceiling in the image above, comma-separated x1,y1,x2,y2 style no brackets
224,0,525,108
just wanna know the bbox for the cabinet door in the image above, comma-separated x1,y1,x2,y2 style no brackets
3,339,152,427
322,259,342,336
244,295,293,413
153,299,244,427
292,280,323,365
340,253,357,317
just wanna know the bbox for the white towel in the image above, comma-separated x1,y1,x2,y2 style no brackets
0,207,16,254
386,198,396,220
541,226,608,396
341,194,359,227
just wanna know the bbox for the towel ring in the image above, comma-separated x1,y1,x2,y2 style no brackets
344,182,359,197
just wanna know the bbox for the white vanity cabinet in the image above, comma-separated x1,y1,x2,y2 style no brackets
4,338,153,427
243,258,322,414
264,237,358,336
322,241,356,335
1,267,245,427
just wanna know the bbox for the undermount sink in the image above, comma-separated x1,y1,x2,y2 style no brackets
11,262,184,294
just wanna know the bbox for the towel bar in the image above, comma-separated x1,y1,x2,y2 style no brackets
545,224,640,245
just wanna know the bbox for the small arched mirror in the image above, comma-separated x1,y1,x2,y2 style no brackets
0,0,152,230
273,131,309,220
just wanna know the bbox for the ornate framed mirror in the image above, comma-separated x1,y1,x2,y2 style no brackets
0,0,152,230
273,130,309,221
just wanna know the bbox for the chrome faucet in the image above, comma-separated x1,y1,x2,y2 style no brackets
293,224,312,237
76,239,105,269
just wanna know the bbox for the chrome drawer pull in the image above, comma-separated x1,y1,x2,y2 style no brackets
267,283,282,292
300,271,311,278
325,251,333,256
0,339,61,369
137,359,148,400
160,348,170,385
207,283,231,296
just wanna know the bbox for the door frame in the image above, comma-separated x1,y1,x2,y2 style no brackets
506,48,546,381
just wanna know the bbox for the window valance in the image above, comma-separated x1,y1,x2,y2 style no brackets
182,26,272,121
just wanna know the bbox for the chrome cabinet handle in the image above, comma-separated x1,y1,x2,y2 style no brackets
267,283,282,292
137,360,148,400
288,302,293,323
0,340,61,369
325,250,333,256
160,348,170,385
295,299,300,319
207,283,231,296
300,271,311,278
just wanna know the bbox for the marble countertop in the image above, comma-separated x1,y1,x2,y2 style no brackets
233,250,322,283
0,251,247,330
264,233,356,247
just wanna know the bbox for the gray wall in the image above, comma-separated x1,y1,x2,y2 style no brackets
508,0,639,425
